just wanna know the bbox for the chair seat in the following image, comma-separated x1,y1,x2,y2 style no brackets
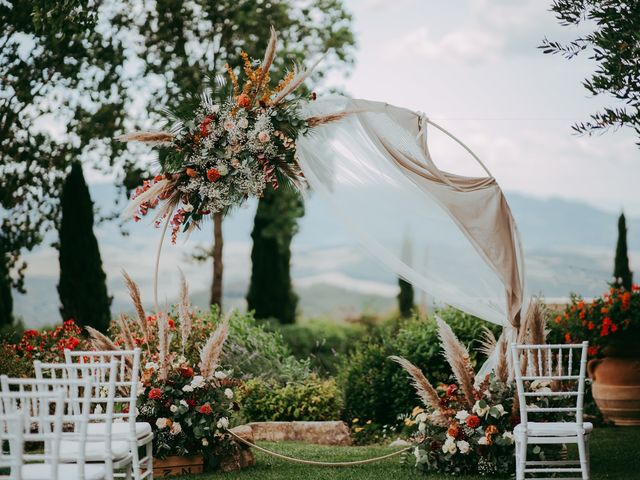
88,421,152,440
60,439,131,461
515,421,593,437
22,463,106,480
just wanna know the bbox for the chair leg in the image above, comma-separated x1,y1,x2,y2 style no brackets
131,439,141,480
144,437,154,480
577,433,589,480
516,437,527,480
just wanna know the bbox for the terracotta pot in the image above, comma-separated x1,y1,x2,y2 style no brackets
588,355,640,426
153,455,204,477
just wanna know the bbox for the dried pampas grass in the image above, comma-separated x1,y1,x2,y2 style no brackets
118,314,136,351
389,355,441,414
86,326,118,352
178,270,192,353
115,131,174,145
436,316,476,408
271,55,324,105
257,26,277,85
495,331,509,383
122,270,150,345
478,327,497,359
199,315,229,379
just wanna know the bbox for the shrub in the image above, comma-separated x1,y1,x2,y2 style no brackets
338,308,500,427
239,375,342,422
275,319,366,376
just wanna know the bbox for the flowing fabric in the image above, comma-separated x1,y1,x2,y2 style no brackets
297,96,526,328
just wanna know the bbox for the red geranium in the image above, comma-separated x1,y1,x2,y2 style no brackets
148,388,163,400
198,403,213,415
207,168,221,182
466,415,480,428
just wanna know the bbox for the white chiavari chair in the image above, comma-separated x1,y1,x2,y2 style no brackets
34,359,131,480
64,349,152,480
511,342,591,480
0,379,108,480
0,412,24,479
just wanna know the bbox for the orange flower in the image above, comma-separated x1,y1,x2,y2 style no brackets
485,425,498,436
237,94,251,108
185,168,198,178
207,168,221,182
448,422,460,439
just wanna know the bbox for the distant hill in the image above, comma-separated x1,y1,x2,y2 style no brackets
12,183,639,327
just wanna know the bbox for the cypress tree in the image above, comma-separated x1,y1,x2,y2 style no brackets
57,162,111,331
247,186,303,324
0,239,13,327
398,278,415,318
613,213,633,290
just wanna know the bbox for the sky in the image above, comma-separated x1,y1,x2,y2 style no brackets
317,0,639,215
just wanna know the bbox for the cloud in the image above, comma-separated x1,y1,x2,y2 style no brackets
382,26,503,64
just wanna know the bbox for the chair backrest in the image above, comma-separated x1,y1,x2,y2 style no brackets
64,349,141,427
0,412,25,479
511,342,589,427
0,388,68,480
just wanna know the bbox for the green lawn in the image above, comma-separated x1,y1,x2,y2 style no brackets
179,427,640,480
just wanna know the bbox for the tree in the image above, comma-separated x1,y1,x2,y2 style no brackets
0,239,13,327
540,1,640,144
136,0,355,307
398,278,415,318
613,213,633,291
1,1,135,311
247,186,304,324
57,162,111,331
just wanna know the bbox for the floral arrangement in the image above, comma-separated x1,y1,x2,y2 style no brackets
85,272,238,458
119,28,319,242
556,284,639,356
137,357,239,458
408,377,516,476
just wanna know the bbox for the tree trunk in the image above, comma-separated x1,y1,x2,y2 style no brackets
210,212,224,307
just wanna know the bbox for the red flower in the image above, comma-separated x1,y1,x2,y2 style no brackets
587,346,599,357
207,168,221,182
237,94,251,108
447,422,460,439
179,367,194,378
446,384,458,397
199,115,215,136
148,388,163,400
186,399,197,409
466,415,480,428
198,403,213,415
587,322,594,331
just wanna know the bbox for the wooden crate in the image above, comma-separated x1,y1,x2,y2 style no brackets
153,455,204,477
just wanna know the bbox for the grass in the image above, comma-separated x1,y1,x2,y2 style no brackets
177,427,640,480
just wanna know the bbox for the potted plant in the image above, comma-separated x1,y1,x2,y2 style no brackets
558,285,640,425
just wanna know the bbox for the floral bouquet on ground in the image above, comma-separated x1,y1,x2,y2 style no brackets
118,27,319,242
86,272,239,459
391,317,517,476
556,284,640,356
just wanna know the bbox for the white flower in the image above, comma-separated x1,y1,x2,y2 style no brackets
218,164,229,176
145,362,158,371
170,422,182,435
224,388,234,399
94,404,103,415
531,380,552,393
182,385,194,393
478,436,489,445
493,404,506,417
180,400,188,408
238,117,249,129
413,446,420,461
442,437,457,454
210,104,220,114
415,412,428,423
202,438,209,446
183,203,194,213
257,130,270,143
191,375,206,389
156,418,169,429
223,120,235,131
456,440,471,454
455,410,470,422
170,405,178,413
214,371,227,380
418,422,426,432
472,400,490,417
217,417,229,429
502,431,514,444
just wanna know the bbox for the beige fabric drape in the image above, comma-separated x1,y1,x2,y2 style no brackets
299,97,525,329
